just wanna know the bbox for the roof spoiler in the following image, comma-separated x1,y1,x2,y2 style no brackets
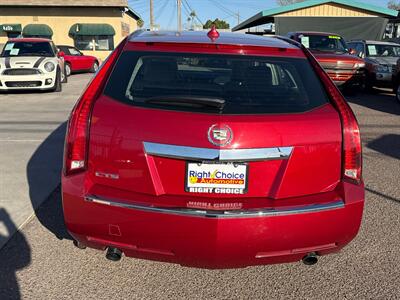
273,35,302,48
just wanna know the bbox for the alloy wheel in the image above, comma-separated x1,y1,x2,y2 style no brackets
66,64,71,76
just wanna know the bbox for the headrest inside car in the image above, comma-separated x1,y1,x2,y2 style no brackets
143,59,178,83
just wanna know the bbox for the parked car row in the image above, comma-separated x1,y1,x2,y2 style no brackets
287,31,400,103
287,32,365,92
347,40,400,92
0,38,99,93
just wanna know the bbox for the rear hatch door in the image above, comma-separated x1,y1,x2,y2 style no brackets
87,48,342,206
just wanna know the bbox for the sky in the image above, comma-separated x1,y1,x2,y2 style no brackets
128,0,392,30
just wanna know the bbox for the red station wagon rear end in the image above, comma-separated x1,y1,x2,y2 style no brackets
62,29,364,268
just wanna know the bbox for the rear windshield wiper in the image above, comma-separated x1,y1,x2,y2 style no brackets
144,96,226,110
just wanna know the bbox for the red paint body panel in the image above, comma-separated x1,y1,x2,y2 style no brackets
65,54,96,72
125,41,305,57
62,31,365,268
62,173,364,268
66,54,95,71
89,97,341,200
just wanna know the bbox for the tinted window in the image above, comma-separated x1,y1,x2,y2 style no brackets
348,42,364,57
1,41,54,57
74,36,94,51
355,43,365,56
104,52,329,114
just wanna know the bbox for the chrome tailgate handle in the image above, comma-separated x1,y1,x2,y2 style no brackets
143,142,293,162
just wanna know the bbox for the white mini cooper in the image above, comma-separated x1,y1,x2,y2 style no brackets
0,38,67,92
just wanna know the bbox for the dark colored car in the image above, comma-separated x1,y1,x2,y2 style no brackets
62,29,364,268
57,45,99,76
288,32,365,91
347,40,400,91
392,58,400,103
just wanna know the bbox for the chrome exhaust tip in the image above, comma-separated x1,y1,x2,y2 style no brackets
106,247,123,262
302,252,318,265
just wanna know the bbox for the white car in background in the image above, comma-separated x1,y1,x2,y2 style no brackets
0,38,67,92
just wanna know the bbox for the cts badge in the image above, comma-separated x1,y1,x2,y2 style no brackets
207,124,233,146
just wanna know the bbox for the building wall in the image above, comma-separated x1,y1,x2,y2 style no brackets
0,6,138,60
276,3,378,17
275,16,388,40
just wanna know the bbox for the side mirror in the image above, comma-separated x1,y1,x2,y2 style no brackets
58,51,65,58
349,48,357,55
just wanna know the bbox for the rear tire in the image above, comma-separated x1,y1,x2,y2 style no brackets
342,85,357,96
363,73,374,93
61,65,68,83
396,83,400,104
364,81,373,92
65,63,72,77
90,61,99,73
52,69,62,92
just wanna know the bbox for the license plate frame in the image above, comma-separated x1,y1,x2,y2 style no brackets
185,161,248,194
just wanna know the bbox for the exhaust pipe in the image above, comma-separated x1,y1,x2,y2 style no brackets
106,247,123,262
302,252,318,265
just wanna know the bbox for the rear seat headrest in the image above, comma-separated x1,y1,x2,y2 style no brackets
143,59,178,83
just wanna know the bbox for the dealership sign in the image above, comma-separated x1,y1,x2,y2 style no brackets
1,24,22,32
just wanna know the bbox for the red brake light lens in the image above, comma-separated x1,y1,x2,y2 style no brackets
304,48,362,185
64,38,126,176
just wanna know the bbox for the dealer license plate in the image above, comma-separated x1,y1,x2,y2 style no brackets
185,162,248,194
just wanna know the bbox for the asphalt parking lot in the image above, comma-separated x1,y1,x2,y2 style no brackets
0,75,399,299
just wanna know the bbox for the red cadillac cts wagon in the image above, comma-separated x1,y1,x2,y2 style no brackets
62,28,364,268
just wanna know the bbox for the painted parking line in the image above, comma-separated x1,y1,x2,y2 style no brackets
0,139,44,142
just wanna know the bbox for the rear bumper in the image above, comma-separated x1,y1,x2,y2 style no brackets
62,181,364,268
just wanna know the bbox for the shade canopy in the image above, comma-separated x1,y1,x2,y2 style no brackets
23,24,53,37
233,0,399,31
69,24,115,36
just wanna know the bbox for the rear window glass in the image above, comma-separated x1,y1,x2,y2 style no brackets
104,51,329,114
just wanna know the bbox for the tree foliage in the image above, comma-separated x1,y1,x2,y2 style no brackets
388,0,400,10
186,10,202,31
276,0,305,6
137,19,144,28
203,19,230,30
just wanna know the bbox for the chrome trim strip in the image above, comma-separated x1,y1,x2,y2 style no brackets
143,142,293,162
85,195,344,219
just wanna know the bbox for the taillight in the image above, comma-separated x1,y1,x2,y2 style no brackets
64,38,127,176
304,48,362,185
